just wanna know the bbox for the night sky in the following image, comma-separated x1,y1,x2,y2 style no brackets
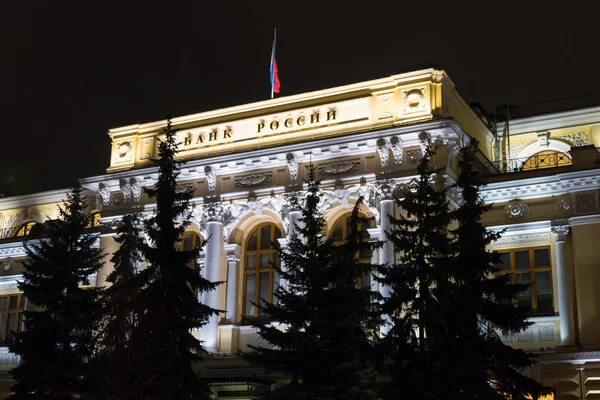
2,1,600,195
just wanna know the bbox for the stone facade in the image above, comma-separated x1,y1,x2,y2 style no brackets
2,68,600,398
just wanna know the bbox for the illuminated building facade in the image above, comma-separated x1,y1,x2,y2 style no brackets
1,68,600,398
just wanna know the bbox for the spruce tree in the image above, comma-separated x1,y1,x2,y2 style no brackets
10,183,103,399
441,139,551,399
245,167,381,400
130,119,219,400
378,135,455,400
93,214,144,400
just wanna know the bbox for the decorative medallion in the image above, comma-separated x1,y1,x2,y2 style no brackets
402,87,427,114
405,149,422,164
504,200,527,219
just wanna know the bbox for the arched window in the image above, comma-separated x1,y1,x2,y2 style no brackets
15,221,42,238
522,151,571,171
330,213,373,288
243,223,281,320
179,231,201,270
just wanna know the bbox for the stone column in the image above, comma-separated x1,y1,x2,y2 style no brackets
551,225,575,346
375,181,396,337
223,244,241,323
202,205,224,351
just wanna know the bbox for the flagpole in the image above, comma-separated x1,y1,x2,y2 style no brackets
270,27,276,99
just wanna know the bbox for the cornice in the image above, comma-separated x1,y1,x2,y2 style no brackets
108,69,448,139
481,168,600,203
0,189,68,211
83,118,462,192
497,105,600,136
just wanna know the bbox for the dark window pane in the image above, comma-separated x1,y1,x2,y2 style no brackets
247,231,258,251
273,252,281,268
536,271,553,315
183,234,194,251
8,296,17,310
260,225,272,250
516,273,532,309
534,248,550,268
260,254,270,268
515,251,530,270
274,227,282,240
245,274,256,317
258,272,270,316
332,221,343,242
498,253,510,270
0,298,7,312
246,255,256,270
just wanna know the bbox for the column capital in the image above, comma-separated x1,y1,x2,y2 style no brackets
224,243,241,260
204,203,225,223
551,225,571,242
374,179,397,201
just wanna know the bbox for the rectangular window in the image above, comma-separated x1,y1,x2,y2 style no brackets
0,294,24,345
497,247,554,316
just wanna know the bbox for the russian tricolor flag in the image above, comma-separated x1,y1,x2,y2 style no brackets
270,28,280,98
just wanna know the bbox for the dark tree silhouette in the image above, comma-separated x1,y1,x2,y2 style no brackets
245,166,381,400
129,119,219,400
10,183,103,399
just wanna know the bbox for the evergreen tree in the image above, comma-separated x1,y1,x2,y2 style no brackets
10,183,103,399
93,214,144,400
130,119,218,400
245,167,381,400
441,139,551,399
378,135,455,400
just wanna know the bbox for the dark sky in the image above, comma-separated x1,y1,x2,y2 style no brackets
2,1,600,194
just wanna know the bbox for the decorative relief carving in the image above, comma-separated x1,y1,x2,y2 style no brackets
234,173,272,188
575,191,598,213
374,180,396,201
317,160,360,176
2,259,14,271
205,166,217,195
492,233,550,247
551,225,570,242
517,327,534,343
405,149,422,164
539,324,555,342
504,200,528,219
0,281,19,294
560,132,588,147
389,136,403,166
286,153,299,182
130,178,142,202
376,138,389,168
120,179,132,203
402,87,427,114
97,183,111,207
116,141,133,161
113,192,124,206
509,140,535,159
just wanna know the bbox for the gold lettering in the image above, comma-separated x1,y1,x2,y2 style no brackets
284,118,293,128
297,116,305,126
196,134,204,144
270,120,279,130
184,135,191,146
310,112,320,124
327,109,337,121
257,122,265,133
223,127,232,139
209,130,218,141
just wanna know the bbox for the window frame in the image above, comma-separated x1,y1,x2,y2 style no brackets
242,223,281,320
330,212,373,289
497,245,554,316
0,293,24,345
